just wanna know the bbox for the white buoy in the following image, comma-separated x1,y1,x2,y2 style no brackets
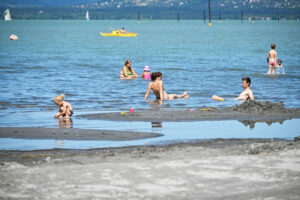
9,34,18,40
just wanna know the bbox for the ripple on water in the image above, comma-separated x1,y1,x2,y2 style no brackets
0,66,10,69
166,67,185,71
0,20,300,115
26,66,46,70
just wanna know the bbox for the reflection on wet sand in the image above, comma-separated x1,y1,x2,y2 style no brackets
239,119,285,129
56,117,73,128
152,121,163,128
55,140,65,148
147,100,163,108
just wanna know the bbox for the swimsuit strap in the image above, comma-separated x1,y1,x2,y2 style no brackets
126,68,132,75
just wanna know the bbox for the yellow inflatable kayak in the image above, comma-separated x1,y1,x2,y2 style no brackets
100,31,137,37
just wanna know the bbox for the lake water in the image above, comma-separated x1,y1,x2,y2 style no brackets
0,20,300,150
1,20,300,114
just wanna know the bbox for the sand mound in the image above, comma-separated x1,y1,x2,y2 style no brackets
247,142,290,154
232,101,289,113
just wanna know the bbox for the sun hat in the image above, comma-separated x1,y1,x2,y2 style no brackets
144,65,150,71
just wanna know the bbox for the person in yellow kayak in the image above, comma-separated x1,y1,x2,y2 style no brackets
119,60,138,79
117,27,128,34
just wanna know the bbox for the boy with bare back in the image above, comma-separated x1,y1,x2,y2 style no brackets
144,72,189,100
267,43,277,74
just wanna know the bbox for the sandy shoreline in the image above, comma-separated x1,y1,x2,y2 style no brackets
1,139,300,199
1,101,298,141
79,101,300,122
1,101,300,199
0,127,162,141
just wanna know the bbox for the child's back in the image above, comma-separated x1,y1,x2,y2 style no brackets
141,65,151,80
143,72,151,80
267,43,278,74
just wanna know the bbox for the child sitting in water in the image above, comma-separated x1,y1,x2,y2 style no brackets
144,72,189,100
275,59,285,74
212,77,254,101
141,65,151,80
53,94,73,118
119,60,138,79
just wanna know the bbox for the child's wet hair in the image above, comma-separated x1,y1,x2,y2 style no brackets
124,60,131,66
151,72,162,81
278,59,282,63
151,72,156,81
271,43,276,49
156,72,162,78
242,77,251,86
54,94,65,102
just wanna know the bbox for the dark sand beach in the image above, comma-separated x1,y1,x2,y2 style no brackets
1,101,300,199
79,101,300,122
1,139,300,199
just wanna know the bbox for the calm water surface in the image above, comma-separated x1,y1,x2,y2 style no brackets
1,20,299,115
0,20,299,149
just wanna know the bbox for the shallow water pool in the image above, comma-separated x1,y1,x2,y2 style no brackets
0,111,299,150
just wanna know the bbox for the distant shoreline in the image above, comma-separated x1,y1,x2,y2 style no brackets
1,6,299,20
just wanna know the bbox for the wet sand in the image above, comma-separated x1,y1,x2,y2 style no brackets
0,127,162,141
1,139,300,199
80,101,300,122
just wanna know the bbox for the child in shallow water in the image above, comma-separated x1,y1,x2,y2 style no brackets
144,72,189,100
275,59,285,74
53,94,73,118
141,65,151,80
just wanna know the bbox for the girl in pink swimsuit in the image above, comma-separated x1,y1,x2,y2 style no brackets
141,65,151,80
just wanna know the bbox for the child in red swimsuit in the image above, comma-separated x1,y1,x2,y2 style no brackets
267,43,277,74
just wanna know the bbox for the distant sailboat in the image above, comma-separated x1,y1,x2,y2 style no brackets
86,10,89,21
137,8,141,24
4,9,11,21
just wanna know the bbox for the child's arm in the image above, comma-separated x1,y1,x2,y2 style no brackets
131,68,138,77
141,72,145,78
144,83,151,100
54,112,61,118
59,104,68,116
248,90,254,100
55,108,63,118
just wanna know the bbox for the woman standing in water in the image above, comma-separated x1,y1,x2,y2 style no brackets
119,60,138,79
144,72,189,100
